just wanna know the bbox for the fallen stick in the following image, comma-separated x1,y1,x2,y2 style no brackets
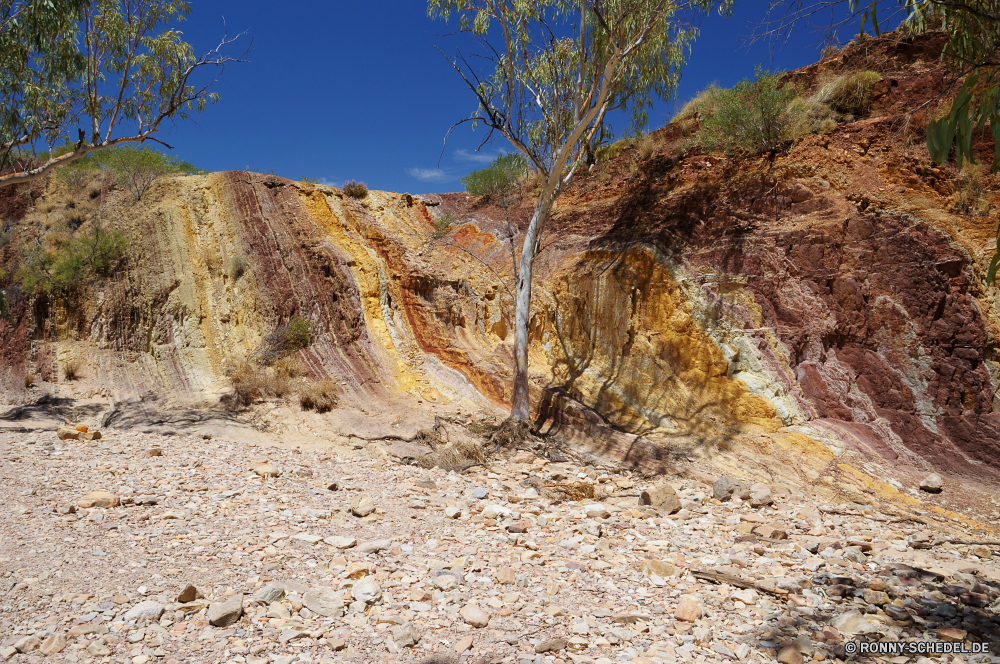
689,566,789,597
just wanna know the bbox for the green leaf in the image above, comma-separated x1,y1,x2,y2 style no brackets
988,252,1000,286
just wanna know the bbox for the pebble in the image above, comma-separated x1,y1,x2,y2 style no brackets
0,427,993,664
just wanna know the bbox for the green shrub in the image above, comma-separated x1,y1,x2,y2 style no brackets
461,153,529,199
342,180,368,198
300,176,320,184
18,223,129,295
53,144,201,200
813,71,881,116
432,211,456,239
697,67,799,155
594,136,635,163
281,315,315,351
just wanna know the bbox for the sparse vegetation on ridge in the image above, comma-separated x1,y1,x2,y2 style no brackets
342,180,368,199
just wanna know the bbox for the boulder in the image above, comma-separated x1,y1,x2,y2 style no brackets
123,600,164,622
392,622,420,648
56,427,80,441
749,483,773,507
919,473,943,493
252,585,286,604
303,587,344,617
675,595,703,622
460,604,490,627
253,462,280,478
176,584,202,603
207,594,244,627
639,483,681,514
713,477,750,501
351,495,375,517
78,491,120,509
351,579,382,604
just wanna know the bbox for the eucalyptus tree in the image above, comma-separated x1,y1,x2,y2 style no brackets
430,0,727,423
0,0,248,188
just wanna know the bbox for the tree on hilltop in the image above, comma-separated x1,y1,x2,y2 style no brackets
430,0,729,426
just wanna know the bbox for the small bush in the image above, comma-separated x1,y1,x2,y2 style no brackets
281,315,315,351
676,83,723,121
23,373,35,388
594,136,635,163
63,358,81,381
432,211,456,239
461,153,529,200
697,67,799,156
342,180,368,199
299,380,339,413
55,144,201,203
300,176,320,184
813,71,881,116
252,315,316,365
227,256,247,281
18,223,129,295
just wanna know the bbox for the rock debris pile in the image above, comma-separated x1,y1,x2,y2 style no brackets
0,430,997,664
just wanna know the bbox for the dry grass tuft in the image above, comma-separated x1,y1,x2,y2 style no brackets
416,441,490,472
342,180,368,199
225,359,295,409
813,71,881,116
676,84,722,121
299,380,339,413
635,134,662,161
785,97,839,140
23,373,35,389
62,359,81,381
953,163,992,217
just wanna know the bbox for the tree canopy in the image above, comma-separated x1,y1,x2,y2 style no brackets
0,0,248,188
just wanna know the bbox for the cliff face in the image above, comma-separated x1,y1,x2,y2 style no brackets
1,33,999,491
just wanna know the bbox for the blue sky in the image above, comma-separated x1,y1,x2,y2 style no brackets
157,1,856,194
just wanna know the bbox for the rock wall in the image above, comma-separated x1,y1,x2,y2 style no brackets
2,33,999,485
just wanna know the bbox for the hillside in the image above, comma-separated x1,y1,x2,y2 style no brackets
0,32,998,526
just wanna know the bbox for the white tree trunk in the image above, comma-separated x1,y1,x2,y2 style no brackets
510,193,556,422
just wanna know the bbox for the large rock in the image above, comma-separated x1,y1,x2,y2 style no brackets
460,604,490,627
351,495,375,517
392,622,420,648
253,462,280,478
176,584,203,603
303,587,344,617
749,483,773,507
39,634,66,655
919,473,943,493
207,594,244,627
252,585,286,604
713,477,750,501
675,595,703,622
639,484,681,514
12,636,40,653
78,491,120,508
56,427,81,441
351,579,381,604
123,600,164,622
357,539,394,554
830,610,876,636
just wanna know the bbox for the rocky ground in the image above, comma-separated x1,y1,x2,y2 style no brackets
0,426,998,664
